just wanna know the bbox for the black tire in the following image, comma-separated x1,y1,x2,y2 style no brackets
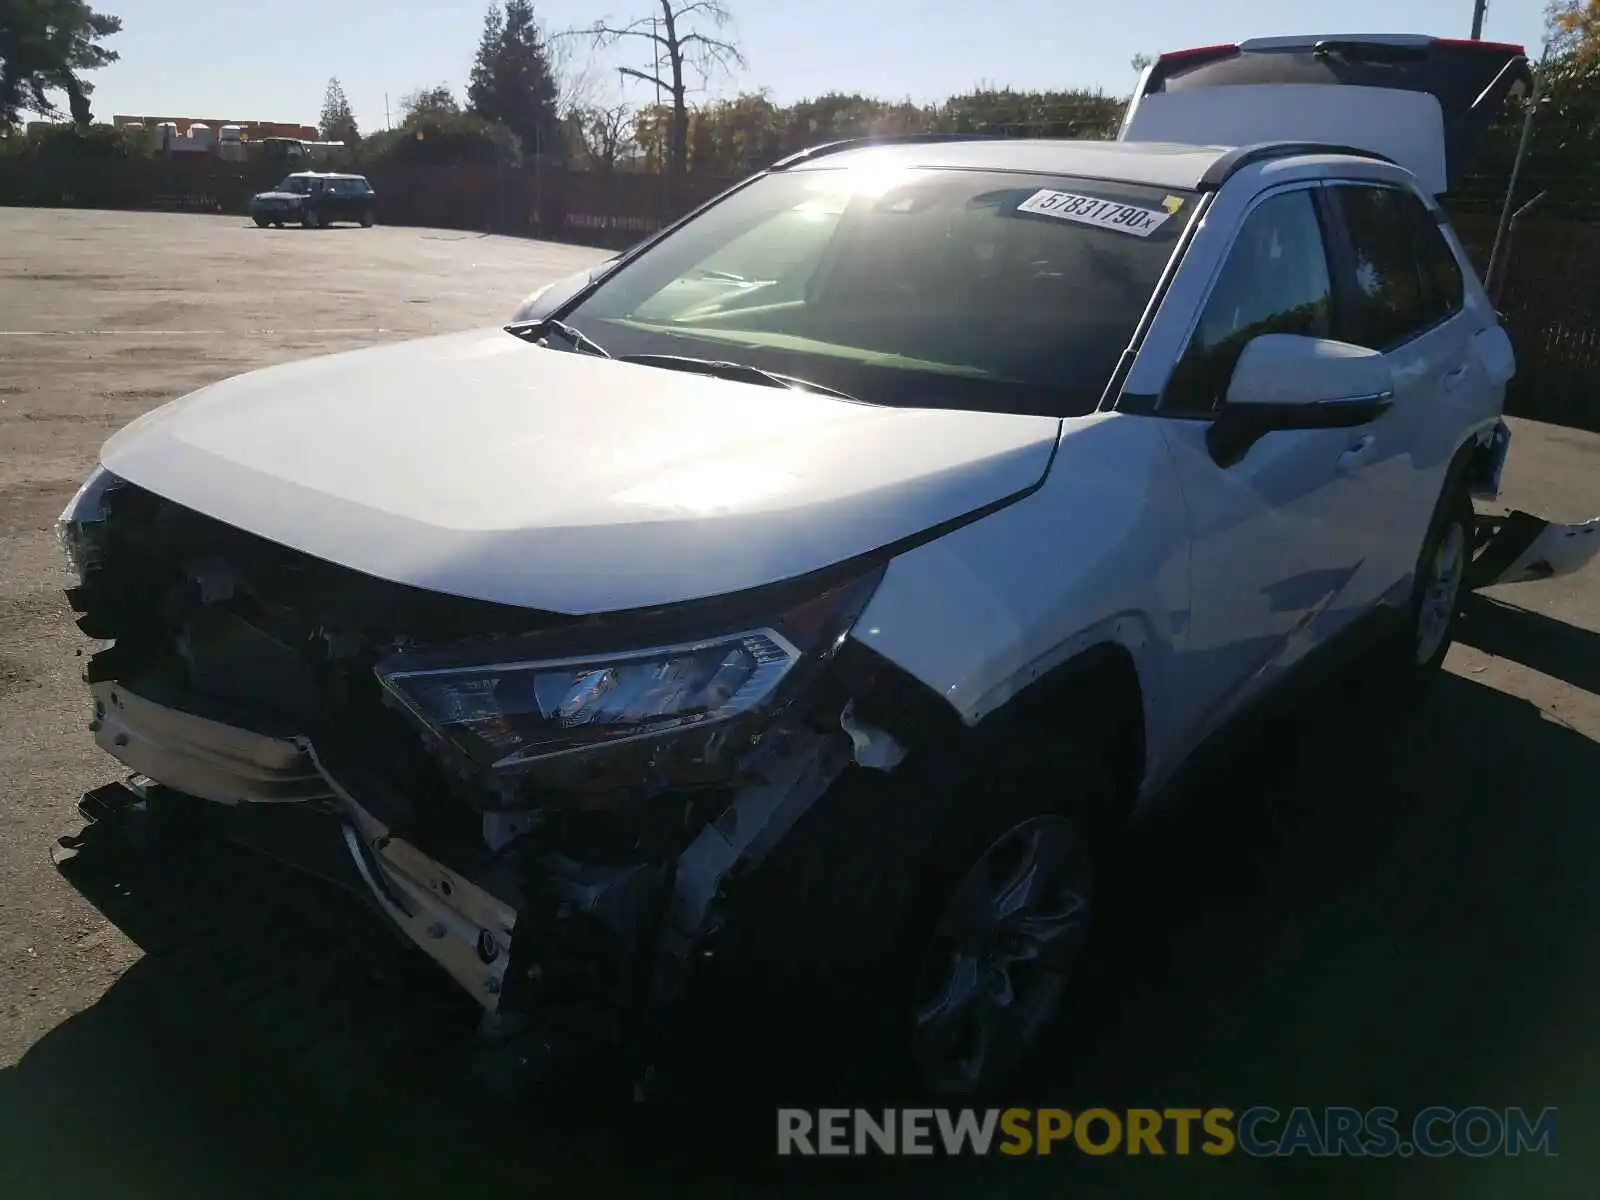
272,221,284,229
1373,483,1474,702
360,211,375,228
647,726,1106,1110
252,215,269,228
868,731,1102,1099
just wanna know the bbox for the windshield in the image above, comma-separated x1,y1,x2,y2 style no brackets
277,177,311,194
555,164,1196,417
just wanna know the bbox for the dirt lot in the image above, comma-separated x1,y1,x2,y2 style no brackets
1,209,1598,1198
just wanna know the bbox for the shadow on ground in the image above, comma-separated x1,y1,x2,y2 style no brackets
2,634,1597,1199
1458,593,1600,696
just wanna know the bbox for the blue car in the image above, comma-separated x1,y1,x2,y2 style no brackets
249,172,377,229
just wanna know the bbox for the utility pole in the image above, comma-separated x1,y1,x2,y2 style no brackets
653,12,667,219
385,94,391,130
1471,0,1487,39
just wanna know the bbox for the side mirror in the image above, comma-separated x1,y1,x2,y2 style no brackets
1207,334,1394,468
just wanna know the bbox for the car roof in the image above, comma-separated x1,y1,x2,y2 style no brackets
777,137,1384,191
285,171,368,181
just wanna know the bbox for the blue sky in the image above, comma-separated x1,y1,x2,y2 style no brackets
85,0,1550,134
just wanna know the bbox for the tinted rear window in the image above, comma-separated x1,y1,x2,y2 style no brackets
557,166,1197,418
1331,185,1433,349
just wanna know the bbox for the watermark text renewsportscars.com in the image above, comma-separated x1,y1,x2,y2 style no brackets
776,1106,1558,1158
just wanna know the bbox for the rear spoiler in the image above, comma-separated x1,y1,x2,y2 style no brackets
1120,34,1533,195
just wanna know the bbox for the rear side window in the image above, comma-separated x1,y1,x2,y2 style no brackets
1165,188,1334,412
1401,191,1465,321
1330,185,1433,349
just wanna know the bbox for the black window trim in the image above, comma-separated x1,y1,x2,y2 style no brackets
1320,178,1464,352
1148,179,1335,420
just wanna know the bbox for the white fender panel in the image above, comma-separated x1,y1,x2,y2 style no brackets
852,412,1193,795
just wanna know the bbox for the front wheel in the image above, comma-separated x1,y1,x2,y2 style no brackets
360,210,375,228
878,734,1103,1098
252,215,269,228
908,812,1091,1096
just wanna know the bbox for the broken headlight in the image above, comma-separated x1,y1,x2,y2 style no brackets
375,569,882,774
55,465,122,584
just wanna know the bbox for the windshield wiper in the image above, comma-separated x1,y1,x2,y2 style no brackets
615,354,862,402
504,317,611,357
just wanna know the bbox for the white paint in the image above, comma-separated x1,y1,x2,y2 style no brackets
98,328,1060,614
1121,84,1450,195
75,140,1547,818
857,151,1520,805
856,411,1197,792
0,329,395,337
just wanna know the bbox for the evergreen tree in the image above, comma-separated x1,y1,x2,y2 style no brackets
0,0,122,125
467,1,564,157
319,77,359,143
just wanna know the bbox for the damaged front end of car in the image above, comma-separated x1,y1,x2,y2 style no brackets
56,467,912,1093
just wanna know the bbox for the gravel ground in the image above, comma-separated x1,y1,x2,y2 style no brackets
0,209,1597,1198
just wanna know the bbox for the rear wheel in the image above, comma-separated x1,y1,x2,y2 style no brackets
1372,484,1474,702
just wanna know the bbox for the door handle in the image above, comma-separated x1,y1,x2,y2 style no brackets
1337,435,1377,474
1443,363,1470,391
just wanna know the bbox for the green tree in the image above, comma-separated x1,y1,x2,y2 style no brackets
467,0,564,158
319,76,359,142
933,87,1123,139
1548,0,1599,59
0,0,122,125
401,83,461,121
363,111,518,167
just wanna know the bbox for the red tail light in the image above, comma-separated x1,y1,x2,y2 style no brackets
1156,43,1240,65
1433,37,1526,53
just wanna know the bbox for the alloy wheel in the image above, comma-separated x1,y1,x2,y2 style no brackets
1416,520,1467,665
911,814,1091,1095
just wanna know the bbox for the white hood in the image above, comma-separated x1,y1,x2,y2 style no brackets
100,329,1061,614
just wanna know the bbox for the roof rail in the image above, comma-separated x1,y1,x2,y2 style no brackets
1200,140,1397,188
768,132,1001,170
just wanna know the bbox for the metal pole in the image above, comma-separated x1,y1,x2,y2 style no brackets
1493,190,1547,307
1484,59,1543,300
1471,0,1487,40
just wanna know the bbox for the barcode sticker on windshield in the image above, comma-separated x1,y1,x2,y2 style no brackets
1015,189,1175,237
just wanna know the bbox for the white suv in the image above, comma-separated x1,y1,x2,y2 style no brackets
55,33,1597,1099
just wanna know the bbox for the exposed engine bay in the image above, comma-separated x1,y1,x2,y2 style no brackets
62,472,915,1087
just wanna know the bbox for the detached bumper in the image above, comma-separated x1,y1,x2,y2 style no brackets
1467,512,1600,590
307,746,519,1011
90,680,332,805
86,679,518,1011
